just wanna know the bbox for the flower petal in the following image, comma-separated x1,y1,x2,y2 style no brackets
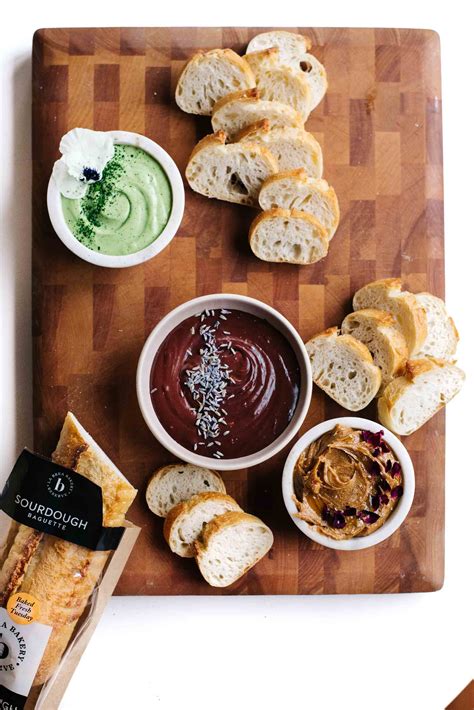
52,159,89,198
59,128,114,183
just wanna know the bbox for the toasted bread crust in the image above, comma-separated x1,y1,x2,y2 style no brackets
187,130,227,163
211,87,260,115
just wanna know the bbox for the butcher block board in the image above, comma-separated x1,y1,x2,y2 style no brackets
32,27,445,595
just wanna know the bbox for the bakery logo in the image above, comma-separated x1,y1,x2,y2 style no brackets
0,634,9,659
46,471,74,499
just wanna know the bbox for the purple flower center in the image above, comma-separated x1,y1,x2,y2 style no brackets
82,166,100,182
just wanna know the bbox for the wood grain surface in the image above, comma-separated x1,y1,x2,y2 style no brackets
32,27,445,594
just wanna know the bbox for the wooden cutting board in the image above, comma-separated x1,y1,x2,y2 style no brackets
32,27,444,594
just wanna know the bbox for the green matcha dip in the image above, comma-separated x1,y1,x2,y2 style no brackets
61,144,172,256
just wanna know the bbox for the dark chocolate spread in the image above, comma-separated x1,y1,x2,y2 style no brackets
150,309,301,459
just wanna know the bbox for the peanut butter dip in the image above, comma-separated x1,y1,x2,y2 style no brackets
293,425,403,540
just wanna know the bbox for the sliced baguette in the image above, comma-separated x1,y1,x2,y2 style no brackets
305,327,382,411
415,292,459,361
341,309,408,387
244,48,312,121
377,358,465,435
211,88,304,139
247,30,312,58
185,130,278,206
194,511,273,587
287,52,328,110
353,278,428,356
146,464,226,518
237,121,323,179
249,208,329,265
258,169,339,239
164,492,242,558
175,48,255,115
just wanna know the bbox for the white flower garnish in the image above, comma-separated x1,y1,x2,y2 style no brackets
52,128,115,199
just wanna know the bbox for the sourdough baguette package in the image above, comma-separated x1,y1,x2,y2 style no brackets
0,413,140,709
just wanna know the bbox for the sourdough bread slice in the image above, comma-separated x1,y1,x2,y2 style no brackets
258,169,339,239
415,292,459,361
175,48,255,115
244,49,313,120
341,309,408,387
353,278,428,356
194,511,273,587
237,121,323,178
247,30,312,58
287,52,328,110
305,327,382,410
146,464,226,518
164,492,242,558
377,358,465,435
211,88,304,139
185,130,278,206
249,208,328,264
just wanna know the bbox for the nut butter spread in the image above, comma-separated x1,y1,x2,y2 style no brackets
293,425,403,540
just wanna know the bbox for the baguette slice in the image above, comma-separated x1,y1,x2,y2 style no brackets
415,292,459,361
249,208,329,265
341,309,408,387
175,48,255,115
378,358,465,435
146,463,226,518
211,88,304,139
237,120,323,179
305,327,382,411
287,52,328,110
164,492,242,558
194,511,273,587
259,169,339,239
244,49,313,121
353,278,428,356
185,130,278,206
247,30,312,58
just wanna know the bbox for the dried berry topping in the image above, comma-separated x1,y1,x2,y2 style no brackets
369,460,380,476
391,462,402,478
321,505,331,523
332,511,346,529
377,477,391,493
357,510,380,525
370,494,380,510
361,429,386,447
385,459,392,472
344,506,357,516
380,494,389,505
373,447,381,458
380,440,390,453
391,485,403,500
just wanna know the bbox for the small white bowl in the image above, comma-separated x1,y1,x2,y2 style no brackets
136,294,313,471
47,130,185,268
282,417,415,550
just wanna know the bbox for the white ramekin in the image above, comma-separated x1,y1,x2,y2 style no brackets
136,294,313,471
282,417,415,550
47,130,185,268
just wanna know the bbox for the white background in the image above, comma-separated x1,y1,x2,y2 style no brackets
1,2,473,708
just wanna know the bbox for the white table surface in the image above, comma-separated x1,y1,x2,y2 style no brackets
1,2,473,708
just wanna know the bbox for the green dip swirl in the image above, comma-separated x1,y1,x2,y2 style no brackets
61,144,173,256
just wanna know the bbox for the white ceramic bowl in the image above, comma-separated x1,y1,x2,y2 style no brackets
137,294,312,471
282,417,415,550
47,130,185,268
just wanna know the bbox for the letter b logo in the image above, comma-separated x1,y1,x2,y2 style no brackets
54,477,65,493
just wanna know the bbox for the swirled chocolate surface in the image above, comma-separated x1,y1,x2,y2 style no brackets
150,309,301,459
